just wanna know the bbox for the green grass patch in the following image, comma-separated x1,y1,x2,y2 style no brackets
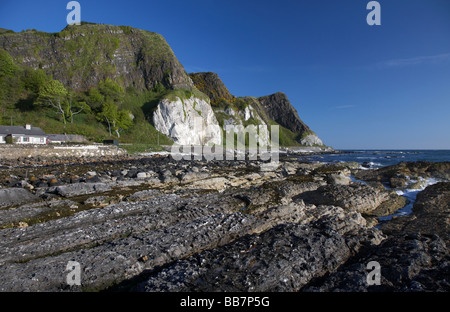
267,120,303,146
119,143,166,155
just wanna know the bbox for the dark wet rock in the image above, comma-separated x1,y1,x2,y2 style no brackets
389,176,408,189
138,209,383,292
367,192,408,218
354,161,450,187
302,233,449,292
379,182,450,244
159,169,179,183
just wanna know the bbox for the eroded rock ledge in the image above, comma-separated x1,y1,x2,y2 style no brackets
0,155,448,292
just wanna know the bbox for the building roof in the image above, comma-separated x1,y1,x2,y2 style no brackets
0,125,46,136
47,134,86,142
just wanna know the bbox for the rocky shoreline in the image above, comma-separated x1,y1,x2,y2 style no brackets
0,152,448,292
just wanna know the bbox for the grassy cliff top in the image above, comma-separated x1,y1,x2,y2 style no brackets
0,22,193,92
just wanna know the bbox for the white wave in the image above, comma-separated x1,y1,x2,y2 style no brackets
382,176,441,221
358,161,384,170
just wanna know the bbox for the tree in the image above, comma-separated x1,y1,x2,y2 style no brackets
36,79,69,124
97,101,117,136
0,49,18,114
86,87,104,112
22,68,49,95
86,78,123,112
66,92,90,124
97,101,133,138
98,78,124,103
0,49,17,77
114,109,133,138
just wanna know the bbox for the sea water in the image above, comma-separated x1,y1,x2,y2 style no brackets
300,150,450,220
299,149,450,169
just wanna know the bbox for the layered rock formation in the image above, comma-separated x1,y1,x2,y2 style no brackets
189,72,234,105
189,72,325,147
257,92,309,134
3,154,448,292
0,23,193,91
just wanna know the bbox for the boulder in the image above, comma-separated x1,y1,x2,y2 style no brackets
295,183,390,214
0,188,40,208
327,173,352,185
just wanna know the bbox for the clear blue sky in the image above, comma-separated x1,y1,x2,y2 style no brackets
1,0,449,149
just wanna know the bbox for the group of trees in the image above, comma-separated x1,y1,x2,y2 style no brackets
0,49,20,118
0,49,134,138
85,78,133,138
35,77,134,138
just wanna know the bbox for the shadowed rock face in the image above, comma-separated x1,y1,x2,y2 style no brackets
302,233,450,292
0,24,193,91
189,72,234,105
139,213,381,292
257,92,311,134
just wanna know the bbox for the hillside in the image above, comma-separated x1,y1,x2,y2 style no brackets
188,72,324,146
0,22,192,91
0,23,325,149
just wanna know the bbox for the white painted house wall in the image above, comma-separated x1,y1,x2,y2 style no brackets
15,136,47,144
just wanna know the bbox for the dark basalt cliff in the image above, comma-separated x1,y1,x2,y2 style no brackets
188,72,321,145
189,72,234,105
0,23,193,91
257,92,311,134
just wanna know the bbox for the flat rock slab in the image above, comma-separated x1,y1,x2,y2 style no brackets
295,183,390,214
55,183,112,198
138,211,381,292
0,188,40,209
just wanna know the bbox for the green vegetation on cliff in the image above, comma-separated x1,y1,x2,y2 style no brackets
0,23,193,91
0,23,324,149
0,24,207,147
188,72,323,147
0,47,174,146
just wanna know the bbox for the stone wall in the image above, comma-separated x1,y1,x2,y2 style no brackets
0,144,127,160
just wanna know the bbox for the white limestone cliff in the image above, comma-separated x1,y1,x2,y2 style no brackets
153,96,222,146
300,133,324,146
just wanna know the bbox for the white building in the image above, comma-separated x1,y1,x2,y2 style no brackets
0,124,47,144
